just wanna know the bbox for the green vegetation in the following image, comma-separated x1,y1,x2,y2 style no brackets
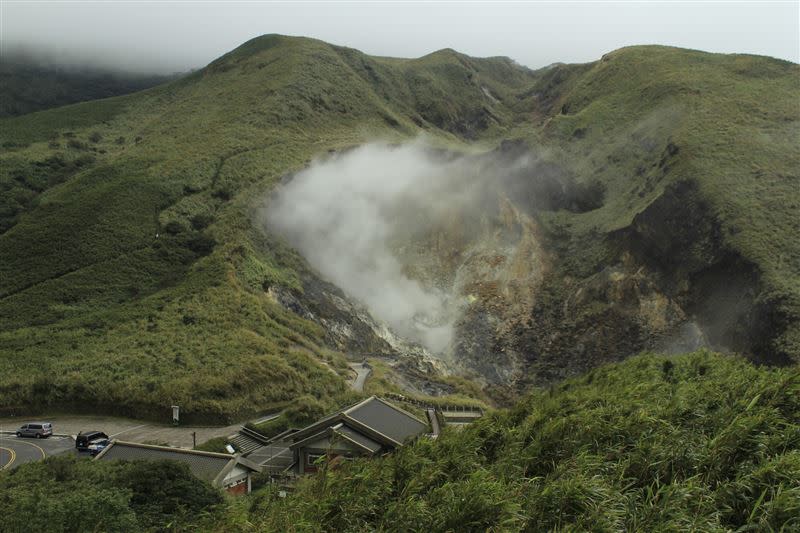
0,35,797,423
219,351,800,531
515,46,800,369
0,455,222,531
0,35,534,421
248,395,331,438
194,436,230,453
3,352,797,531
363,358,491,410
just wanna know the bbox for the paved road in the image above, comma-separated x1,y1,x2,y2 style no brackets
349,362,372,392
0,415,244,450
0,434,75,470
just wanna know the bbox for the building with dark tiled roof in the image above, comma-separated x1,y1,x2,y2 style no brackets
95,441,261,495
285,396,429,474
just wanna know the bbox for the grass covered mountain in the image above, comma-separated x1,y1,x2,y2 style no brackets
0,54,178,118
0,34,798,421
4,351,798,530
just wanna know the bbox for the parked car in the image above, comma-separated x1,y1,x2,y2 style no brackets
76,431,109,451
87,438,111,456
15,422,53,438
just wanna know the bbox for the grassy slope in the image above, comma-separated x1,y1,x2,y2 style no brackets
3,352,796,531
0,35,530,421
543,46,799,284
213,351,799,532
520,46,800,365
0,36,797,420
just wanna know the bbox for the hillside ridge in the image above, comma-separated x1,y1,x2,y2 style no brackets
0,36,797,420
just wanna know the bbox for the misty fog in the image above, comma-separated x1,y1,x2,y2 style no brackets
262,142,523,353
1,43,187,76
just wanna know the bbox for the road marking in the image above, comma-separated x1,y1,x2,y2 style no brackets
109,424,148,438
12,440,46,460
0,447,16,470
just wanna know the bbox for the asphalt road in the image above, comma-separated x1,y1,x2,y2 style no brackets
0,415,244,450
0,434,75,470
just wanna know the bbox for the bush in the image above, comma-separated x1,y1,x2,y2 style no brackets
67,138,88,150
285,395,327,425
235,352,800,532
185,233,216,256
163,220,185,235
191,213,214,230
0,456,222,531
195,436,230,453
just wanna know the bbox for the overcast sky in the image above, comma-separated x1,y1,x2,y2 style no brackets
2,1,798,73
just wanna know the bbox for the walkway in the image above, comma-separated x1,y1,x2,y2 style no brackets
349,362,372,392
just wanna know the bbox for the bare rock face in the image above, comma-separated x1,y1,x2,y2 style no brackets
262,141,788,403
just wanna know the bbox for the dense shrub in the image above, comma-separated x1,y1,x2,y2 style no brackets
237,352,800,532
2,353,796,531
251,395,330,438
0,456,222,531
66,138,88,150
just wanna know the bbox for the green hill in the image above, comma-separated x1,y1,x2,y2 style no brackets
0,35,534,421
0,35,798,421
497,46,800,389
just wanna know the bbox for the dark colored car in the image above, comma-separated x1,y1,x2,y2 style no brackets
76,431,109,451
16,422,53,438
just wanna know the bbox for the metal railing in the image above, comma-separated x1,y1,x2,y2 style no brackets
384,393,484,415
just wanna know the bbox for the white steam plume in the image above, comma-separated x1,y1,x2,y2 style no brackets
263,142,490,353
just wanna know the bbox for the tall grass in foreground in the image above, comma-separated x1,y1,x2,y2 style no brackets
214,351,798,532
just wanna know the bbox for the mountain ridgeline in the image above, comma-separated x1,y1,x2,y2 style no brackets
0,35,798,421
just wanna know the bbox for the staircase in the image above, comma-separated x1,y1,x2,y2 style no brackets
230,426,271,455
